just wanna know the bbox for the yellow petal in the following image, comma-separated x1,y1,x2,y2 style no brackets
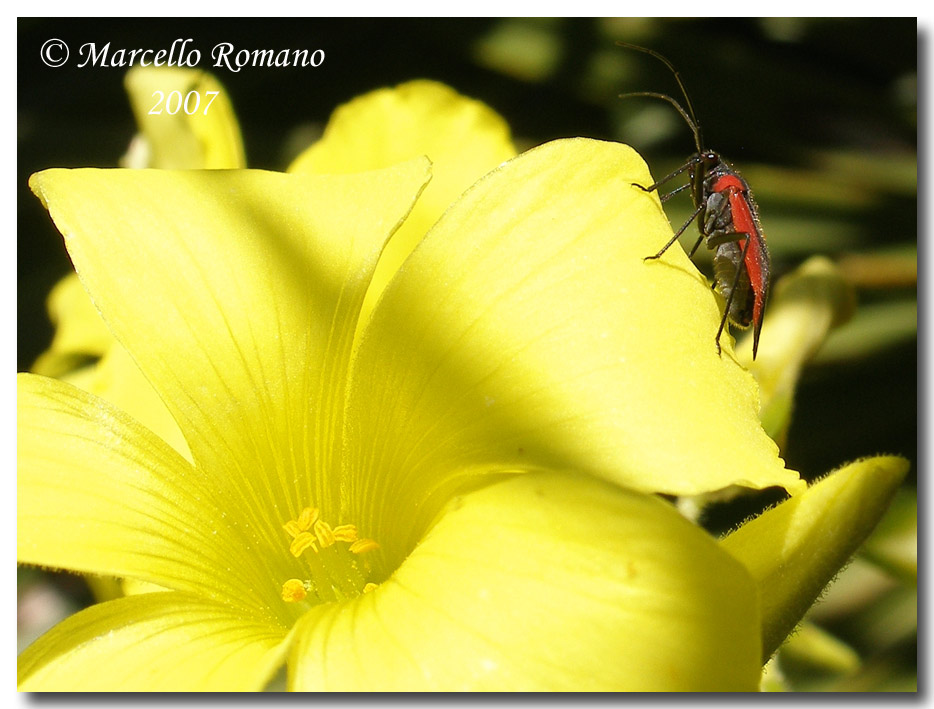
31,276,190,460
30,273,112,377
85,343,191,460
290,80,516,325
29,162,431,527
18,592,287,691
124,66,245,169
17,373,304,621
288,471,760,691
345,137,801,546
720,455,909,660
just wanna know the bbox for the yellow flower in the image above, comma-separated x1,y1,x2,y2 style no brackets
18,78,905,691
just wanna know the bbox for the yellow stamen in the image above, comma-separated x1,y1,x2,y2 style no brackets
283,507,320,539
289,531,318,557
350,538,380,554
332,524,358,542
281,505,381,603
314,519,336,548
297,506,319,530
281,579,308,603
282,520,303,538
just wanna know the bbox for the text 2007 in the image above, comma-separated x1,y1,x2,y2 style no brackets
149,90,220,116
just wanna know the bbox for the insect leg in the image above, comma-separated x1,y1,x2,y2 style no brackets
632,156,700,193
706,230,751,248
644,202,704,261
631,180,691,204
659,182,692,203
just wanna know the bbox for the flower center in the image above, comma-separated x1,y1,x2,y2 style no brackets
279,505,380,604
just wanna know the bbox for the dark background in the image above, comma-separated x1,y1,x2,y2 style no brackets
16,17,919,690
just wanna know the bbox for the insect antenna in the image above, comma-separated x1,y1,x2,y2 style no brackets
617,42,704,155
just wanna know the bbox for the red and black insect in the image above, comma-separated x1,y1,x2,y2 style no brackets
619,43,771,360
